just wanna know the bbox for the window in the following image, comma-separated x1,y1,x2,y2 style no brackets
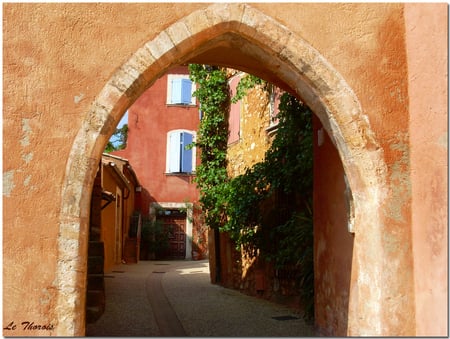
167,75,196,105
166,130,196,174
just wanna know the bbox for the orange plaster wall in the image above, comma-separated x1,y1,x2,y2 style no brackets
2,3,447,336
3,4,205,334
405,4,448,336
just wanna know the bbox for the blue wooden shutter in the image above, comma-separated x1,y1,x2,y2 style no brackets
181,79,193,104
181,132,193,173
168,131,181,172
171,78,192,104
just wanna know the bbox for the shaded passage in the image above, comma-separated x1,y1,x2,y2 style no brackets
86,263,159,336
146,270,186,336
86,260,315,337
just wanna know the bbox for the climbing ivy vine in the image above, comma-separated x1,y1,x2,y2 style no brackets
230,74,265,104
222,92,313,250
188,64,230,230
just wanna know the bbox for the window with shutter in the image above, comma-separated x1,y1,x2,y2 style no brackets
166,130,196,174
168,131,182,173
170,78,193,105
180,132,193,173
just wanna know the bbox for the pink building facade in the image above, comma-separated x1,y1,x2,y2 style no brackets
113,65,207,260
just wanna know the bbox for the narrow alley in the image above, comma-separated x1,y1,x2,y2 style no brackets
86,260,315,337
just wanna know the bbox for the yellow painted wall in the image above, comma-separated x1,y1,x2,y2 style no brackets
101,166,122,273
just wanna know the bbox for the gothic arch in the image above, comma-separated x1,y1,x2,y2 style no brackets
56,3,388,335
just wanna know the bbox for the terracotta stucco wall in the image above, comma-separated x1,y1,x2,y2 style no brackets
404,4,448,336
3,4,206,335
3,3,447,336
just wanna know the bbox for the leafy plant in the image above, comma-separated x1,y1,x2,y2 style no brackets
188,64,231,230
141,217,170,258
270,205,314,320
188,64,314,319
222,92,313,247
231,74,265,104
105,124,128,153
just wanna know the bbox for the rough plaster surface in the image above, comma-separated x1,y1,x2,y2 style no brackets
3,3,447,337
405,3,448,336
227,83,272,177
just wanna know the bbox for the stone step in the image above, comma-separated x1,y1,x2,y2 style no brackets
87,275,105,291
88,256,104,274
86,305,105,324
86,240,105,323
88,241,104,257
86,289,105,307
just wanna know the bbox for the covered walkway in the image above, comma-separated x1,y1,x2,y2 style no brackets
86,260,315,337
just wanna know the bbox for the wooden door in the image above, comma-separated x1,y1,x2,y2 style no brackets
160,210,186,259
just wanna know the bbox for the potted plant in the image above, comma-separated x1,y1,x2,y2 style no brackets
141,217,170,260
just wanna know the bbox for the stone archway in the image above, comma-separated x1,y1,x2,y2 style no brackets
56,3,392,336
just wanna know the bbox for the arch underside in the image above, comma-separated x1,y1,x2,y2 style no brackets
57,3,391,336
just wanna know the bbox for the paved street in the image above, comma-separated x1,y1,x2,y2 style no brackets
86,260,315,337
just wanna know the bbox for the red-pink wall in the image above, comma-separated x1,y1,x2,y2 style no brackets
114,66,200,215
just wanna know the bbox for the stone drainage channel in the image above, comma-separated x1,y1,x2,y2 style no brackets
86,260,315,337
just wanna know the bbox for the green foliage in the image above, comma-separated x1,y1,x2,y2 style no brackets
265,94,313,195
270,206,314,320
141,217,170,255
231,74,265,104
247,93,314,319
188,64,231,229
231,92,314,319
105,124,128,153
222,92,313,246
189,64,314,319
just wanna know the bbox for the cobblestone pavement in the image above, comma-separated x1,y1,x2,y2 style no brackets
86,260,315,337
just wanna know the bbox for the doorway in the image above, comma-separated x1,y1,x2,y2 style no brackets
157,209,187,260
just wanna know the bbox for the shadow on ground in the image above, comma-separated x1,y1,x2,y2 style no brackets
86,260,315,337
